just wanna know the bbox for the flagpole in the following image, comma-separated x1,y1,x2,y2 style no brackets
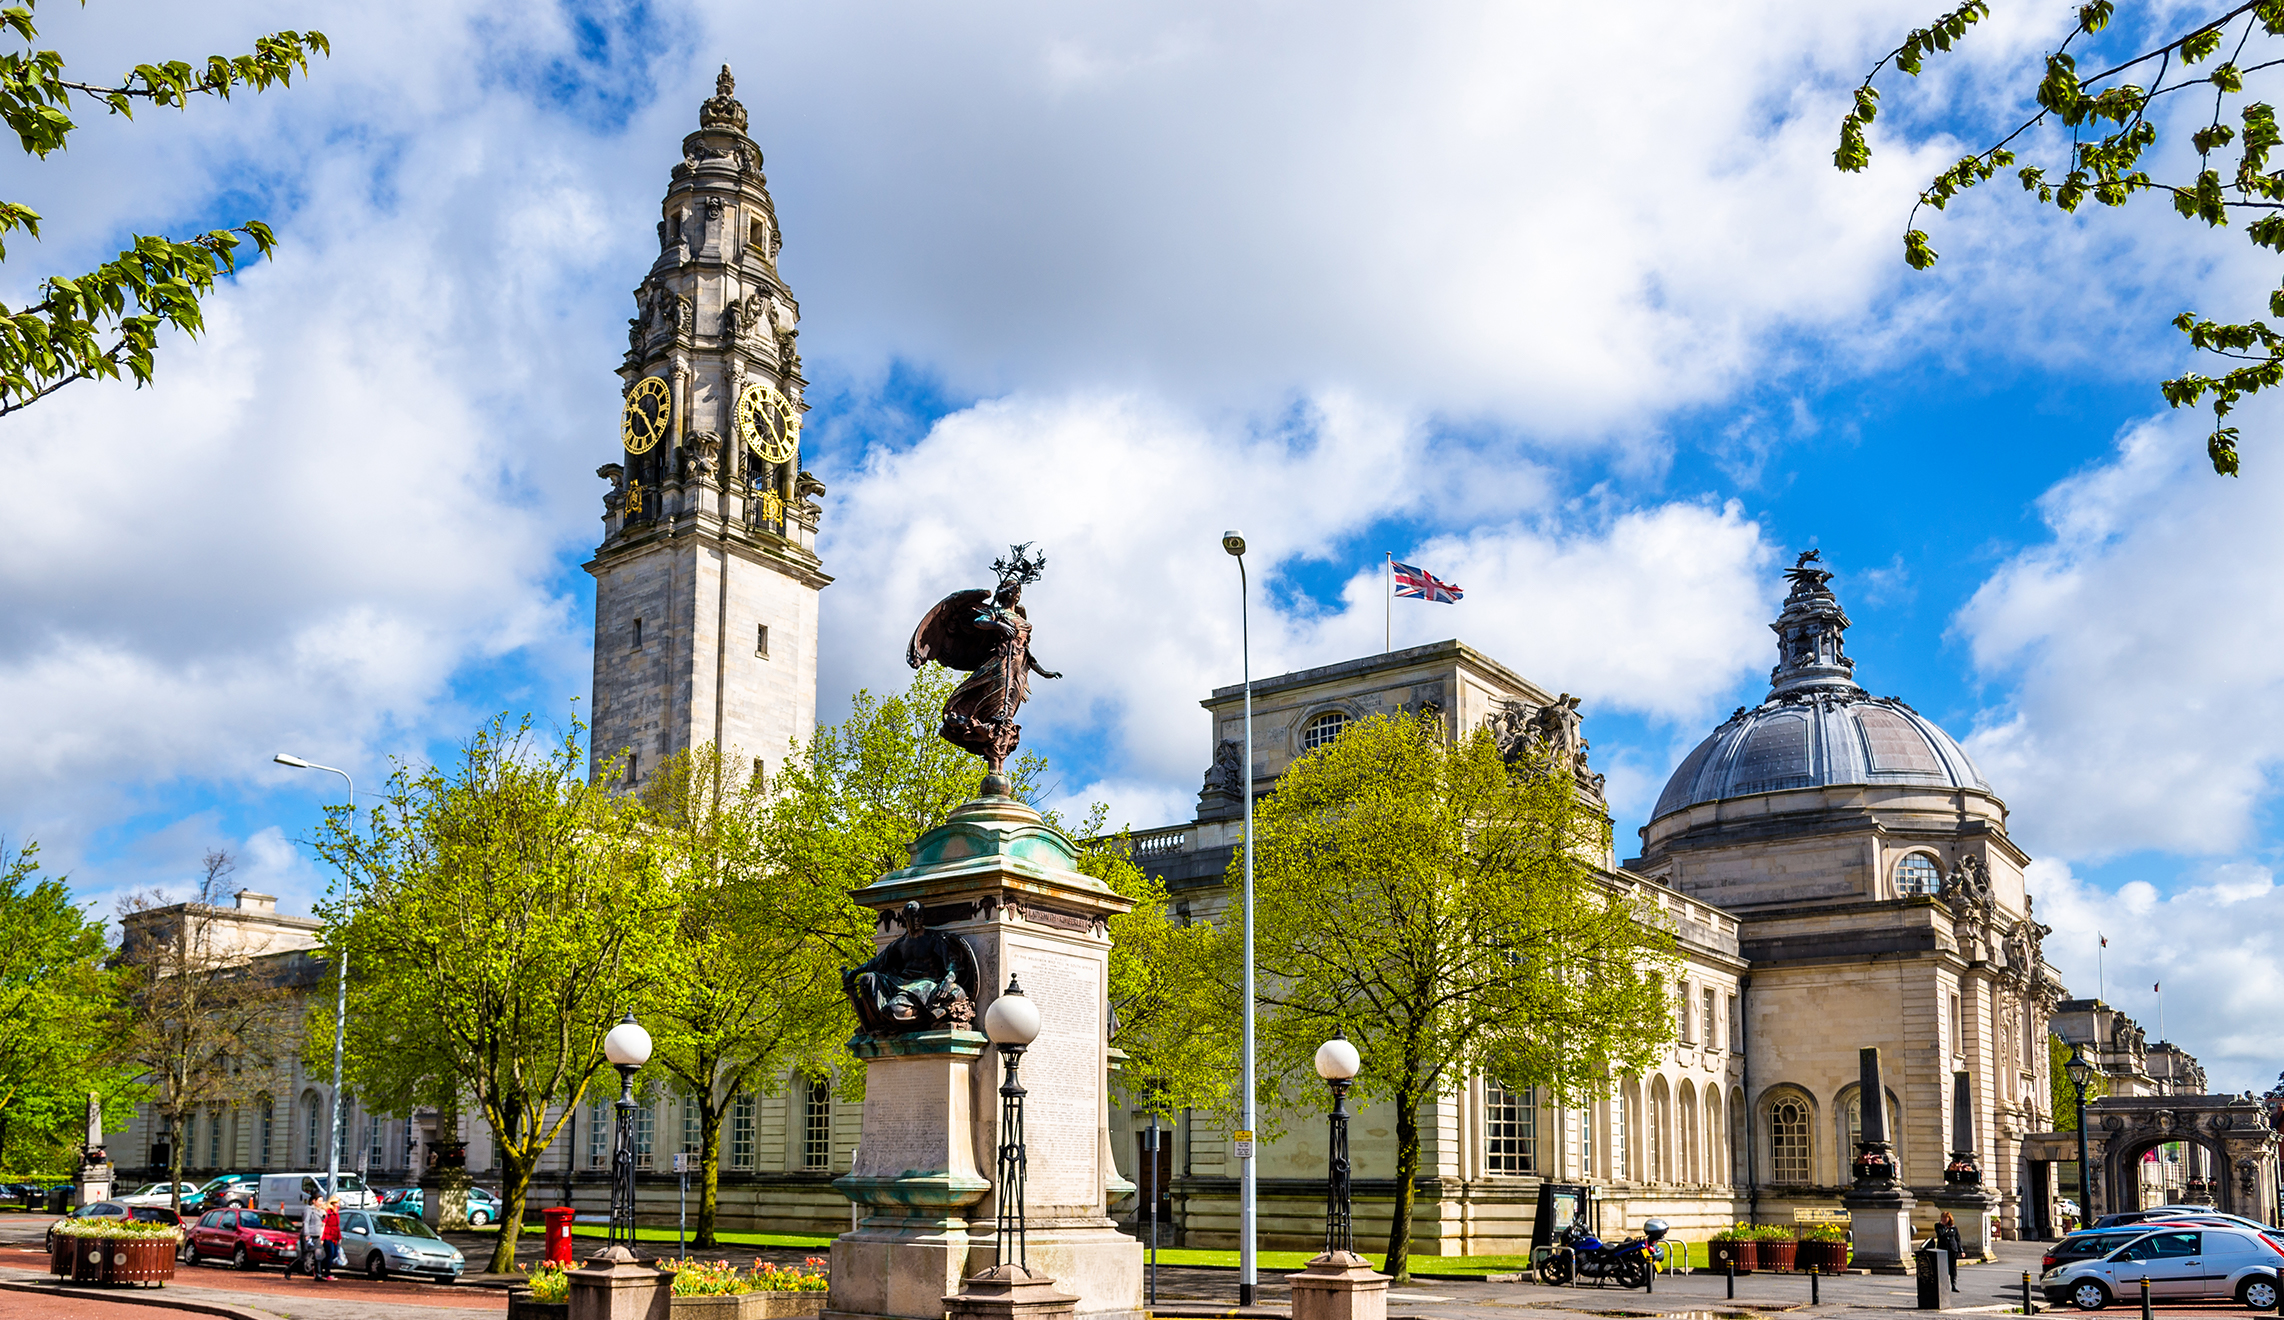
1384,553,1392,654
2097,933,2105,1003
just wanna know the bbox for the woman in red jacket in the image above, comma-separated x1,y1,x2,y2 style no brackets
320,1197,343,1281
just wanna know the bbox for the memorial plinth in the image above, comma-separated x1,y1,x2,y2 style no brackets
1840,1046,1916,1274
1288,1252,1391,1320
1933,1070,1997,1261
824,793,1141,1320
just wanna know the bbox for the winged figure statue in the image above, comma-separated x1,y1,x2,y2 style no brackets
907,543,1061,787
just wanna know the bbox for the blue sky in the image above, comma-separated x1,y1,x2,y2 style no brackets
8,0,2284,1092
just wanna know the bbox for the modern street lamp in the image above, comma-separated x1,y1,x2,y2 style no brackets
2066,1040,2097,1228
274,752,353,1202
1314,1033,1362,1258
603,1014,653,1252
985,975,1043,1276
1221,529,1258,1306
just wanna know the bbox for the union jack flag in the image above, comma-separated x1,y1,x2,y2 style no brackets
1392,560,1463,603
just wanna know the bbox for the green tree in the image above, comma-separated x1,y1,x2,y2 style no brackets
1838,0,2284,474
1234,712,1678,1282
313,715,677,1274
1082,819,1230,1120
1,1,326,416
113,848,293,1217
0,840,133,1172
641,743,849,1248
2050,1031,2109,1129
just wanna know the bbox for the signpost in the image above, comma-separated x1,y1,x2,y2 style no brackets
673,1152,694,1257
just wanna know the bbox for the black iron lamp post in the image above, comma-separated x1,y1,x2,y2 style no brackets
2066,1041,2096,1227
984,975,1043,1276
603,1013,653,1252
1313,1032,1362,1257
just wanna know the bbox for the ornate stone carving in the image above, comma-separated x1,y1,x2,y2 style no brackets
699,64,748,133
842,901,979,1036
1202,738,1244,799
685,430,722,482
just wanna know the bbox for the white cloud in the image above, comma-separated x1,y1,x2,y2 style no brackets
2029,857,2284,1094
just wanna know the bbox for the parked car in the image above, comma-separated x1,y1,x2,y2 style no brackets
2044,1226,2284,1309
2095,1206,2270,1231
339,1209,466,1280
43,1202,181,1252
381,1185,502,1225
115,1181,200,1208
184,1207,302,1271
191,1174,261,1209
254,1171,378,1212
2044,1230,2163,1275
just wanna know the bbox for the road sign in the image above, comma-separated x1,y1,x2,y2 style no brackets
1232,1130,1255,1159
1794,1207,1851,1223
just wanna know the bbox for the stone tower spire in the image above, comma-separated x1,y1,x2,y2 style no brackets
1767,549,1861,698
585,65,830,787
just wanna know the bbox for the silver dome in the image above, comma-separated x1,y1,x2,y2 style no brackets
1651,552,1989,822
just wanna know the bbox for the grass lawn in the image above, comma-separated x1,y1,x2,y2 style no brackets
482,1222,837,1250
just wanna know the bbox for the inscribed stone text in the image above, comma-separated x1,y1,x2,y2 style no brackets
1007,950,1100,1207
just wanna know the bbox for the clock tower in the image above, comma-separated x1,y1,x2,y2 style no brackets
587,66,829,786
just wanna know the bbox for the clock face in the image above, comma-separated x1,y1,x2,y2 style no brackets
621,377,671,455
735,381,800,464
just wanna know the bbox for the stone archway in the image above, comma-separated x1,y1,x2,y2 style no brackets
2107,1131,2231,1214
2082,1096,2280,1223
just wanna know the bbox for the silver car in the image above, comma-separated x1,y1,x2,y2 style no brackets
2044,1226,2283,1309
338,1208,467,1281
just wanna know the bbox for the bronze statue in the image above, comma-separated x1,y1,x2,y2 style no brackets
843,901,982,1036
907,543,1061,791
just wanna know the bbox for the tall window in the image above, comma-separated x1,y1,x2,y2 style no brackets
803,1078,831,1170
1770,1099,1810,1185
635,1099,655,1171
257,1097,272,1168
208,1110,224,1168
1679,1086,1698,1183
587,1098,610,1170
1484,1081,1535,1174
1609,1085,1627,1178
1301,711,1347,751
684,1093,700,1153
1702,987,1718,1050
1580,1103,1594,1176
1895,852,1940,896
304,1096,321,1166
1951,994,1965,1057
1676,982,1691,1042
731,1096,755,1171
1649,1082,1668,1182
368,1116,385,1168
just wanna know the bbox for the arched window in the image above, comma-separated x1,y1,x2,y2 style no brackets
1301,711,1347,751
1648,1078,1670,1182
1678,1081,1698,1183
1706,1087,1727,1184
1770,1098,1811,1185
1621,1078,1642,1180
1894,852,1941,896
255,1095,273,1168
207,1109,224,1169
1842,1087,1902,1170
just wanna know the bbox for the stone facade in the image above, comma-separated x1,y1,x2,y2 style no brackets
587,66,829,787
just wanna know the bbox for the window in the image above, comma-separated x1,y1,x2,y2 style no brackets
1703,987,1718,1050
1580,1103,1593,1176
1770,1098,1810,1185
756,624,770,658
1609,1086,1626,1179
369,1115,385,1168
587,1098,610,1170
632,617,643,648
628,749,640,784
752,756,765,783
1895,852,1940,896
304,1096,321,1166
1676,982,1691,1042
208,1111,223,1168
1484,1081,1535,1174
2023,1013,2035,1069
1649,1080,1669,1182
684,1094,700,1153
258,1097,272,1167
732,1096,755,1171
803,1078,831,1170
1300,711,1346,752
749,216,766,249
1951,994,1965,1057
635,1100,654,1171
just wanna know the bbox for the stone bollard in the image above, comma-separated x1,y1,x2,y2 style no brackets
1288,1251,1392,1320
569,1246,672,1320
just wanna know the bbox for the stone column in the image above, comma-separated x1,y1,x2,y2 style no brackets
1934,1071,1997,1260
1841,1046,1917,1273
569,1247,671,1320
1288,1251,1391,1320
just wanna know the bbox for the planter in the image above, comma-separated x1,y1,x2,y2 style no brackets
69,1237,112,1284
1707,1239,1756,1274
50,1236,71,1277
507,1289,571,1320
672,1293,828,1320
1758,1239,1797,1273
112,1236,178,1285
1797,1239,1849,1273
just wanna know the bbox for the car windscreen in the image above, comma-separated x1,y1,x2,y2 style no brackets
245,1212,296,1231
372,1214,439,1240
335,1175,367,1193
128,1207,178,1223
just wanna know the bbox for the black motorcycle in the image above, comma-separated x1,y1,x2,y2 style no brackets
1542,1215,1666,1289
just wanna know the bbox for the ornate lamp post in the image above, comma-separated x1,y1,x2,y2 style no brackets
1221,529,1258,1305
984,975,1042,1276
603,1014,653,1252
1313,1033,1362,1257
2066,1041,2097,1227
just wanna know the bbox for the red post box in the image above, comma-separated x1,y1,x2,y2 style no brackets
543,1206,578,1264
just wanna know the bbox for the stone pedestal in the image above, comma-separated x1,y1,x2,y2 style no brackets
75,1162,113,1208
1287,1252,1390,1320
945,1265,1078,1320
1845,1195,1916,1274
423,1166,472,1231
825,793,1142,1320
1932,1190,1997,1262
569,1247,671,1320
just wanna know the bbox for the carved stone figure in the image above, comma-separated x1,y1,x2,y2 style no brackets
843,901,981,1036
686,430,722,482
906,543,1062,782
1202,738,1244,798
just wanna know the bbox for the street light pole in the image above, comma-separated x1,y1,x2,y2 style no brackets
603,1015,653,1253
984,975,1044,1276
2067,1041,2096,1228
1222,530,1257,1306
1314,1034,1362,1258
275,753,352,1200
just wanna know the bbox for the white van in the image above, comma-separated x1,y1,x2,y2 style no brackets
256,1172,378,1213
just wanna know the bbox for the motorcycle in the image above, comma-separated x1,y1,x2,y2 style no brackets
1541,1215,1667,1289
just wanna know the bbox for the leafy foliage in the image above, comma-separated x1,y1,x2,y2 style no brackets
1842,0,2284,473
0,0,326,416
311,715,677,1274
1232,713,1678,1282
2050,1031,2109,1127
0,840,134,1173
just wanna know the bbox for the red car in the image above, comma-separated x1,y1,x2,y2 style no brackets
185,1207,301,1270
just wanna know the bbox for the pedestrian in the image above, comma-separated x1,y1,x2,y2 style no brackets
1934,1210,1964,1289
321,1196,343,1281
289,1197,325,1280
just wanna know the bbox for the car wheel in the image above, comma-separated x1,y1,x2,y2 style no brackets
232,1244,251,1271
470,1209,491,1226
178,1240,195,1263
2072,1280,2112,1311
2240,1277,2278,1310
367,1251,387,1281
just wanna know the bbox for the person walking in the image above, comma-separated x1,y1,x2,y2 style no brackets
1933,1210,1964,1290
288,1197,324,1280
320,1197,343,1282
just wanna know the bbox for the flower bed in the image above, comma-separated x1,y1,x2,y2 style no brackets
51,1219,183,1287
665,1258,830,1320
1796,1223,1850,1274
1707,1229,1756,1274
